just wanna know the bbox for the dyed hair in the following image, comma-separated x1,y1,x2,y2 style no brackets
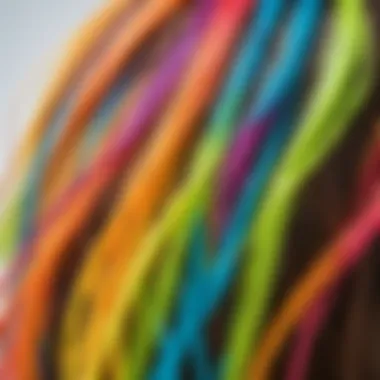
0,1,379,379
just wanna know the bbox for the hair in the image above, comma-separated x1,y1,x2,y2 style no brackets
0,1,379,379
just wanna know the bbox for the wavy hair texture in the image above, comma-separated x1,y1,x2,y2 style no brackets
0,1,379,379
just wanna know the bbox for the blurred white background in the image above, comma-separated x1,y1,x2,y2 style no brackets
0,0,103,177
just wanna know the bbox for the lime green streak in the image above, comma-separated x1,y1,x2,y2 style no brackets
116,135,235,379
130,227,190,380
0,190,23,260
125,88,250,378
125,141,224,378
222,3,374,380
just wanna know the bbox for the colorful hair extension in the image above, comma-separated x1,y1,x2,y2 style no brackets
148,1,322,379
284,125,380,380
58,2,252,379
0,1,379,379
213,0,321,232
2,1,192,378
250,183,380,380
223,2,374,378
0,0,136,197
0,0,137,259
128,1,284,377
